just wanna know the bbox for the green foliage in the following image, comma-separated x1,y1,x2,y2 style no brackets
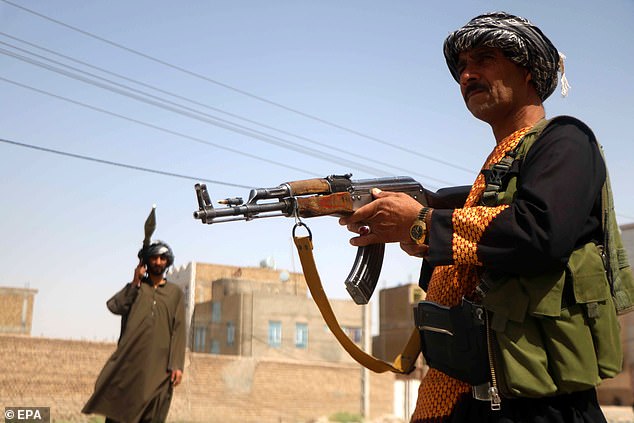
328,411,363,423
53,419,103,423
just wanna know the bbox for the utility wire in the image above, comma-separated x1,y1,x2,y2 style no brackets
6,2,632,221
0,37,455,186
0,32,458,184
0,137,253,189
8,134,633,223
0,0,474,174
5,71,633,221
0,43,396,178
0,76,318,177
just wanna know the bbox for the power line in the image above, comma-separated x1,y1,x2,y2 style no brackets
0,76,318,177
4,2,632,222
0,32,444,181
0,0,474,174
0,137,253,189
0,35,454,186
0,43,394,178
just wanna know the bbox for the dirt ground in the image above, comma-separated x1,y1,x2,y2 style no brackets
310,407,634,423
603,406,634,423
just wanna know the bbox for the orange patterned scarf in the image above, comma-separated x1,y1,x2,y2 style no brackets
411,127,530,422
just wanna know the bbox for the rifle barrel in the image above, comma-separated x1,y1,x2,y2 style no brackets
193,199,294,223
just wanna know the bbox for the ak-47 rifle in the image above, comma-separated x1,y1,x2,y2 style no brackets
193,174,428,305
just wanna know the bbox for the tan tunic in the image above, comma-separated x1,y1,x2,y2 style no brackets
83,280,186,423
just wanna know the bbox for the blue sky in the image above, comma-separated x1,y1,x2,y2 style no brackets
1,0,633,340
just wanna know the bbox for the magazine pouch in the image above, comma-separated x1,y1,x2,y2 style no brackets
414,298,489,386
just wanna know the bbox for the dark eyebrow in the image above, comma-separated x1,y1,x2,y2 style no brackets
457,47,499,68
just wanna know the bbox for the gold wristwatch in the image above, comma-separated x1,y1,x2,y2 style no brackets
409,207,431,245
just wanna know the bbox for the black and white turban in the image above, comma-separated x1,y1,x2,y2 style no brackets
443,12,568,101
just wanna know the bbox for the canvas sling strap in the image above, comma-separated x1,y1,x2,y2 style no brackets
293,232,420,374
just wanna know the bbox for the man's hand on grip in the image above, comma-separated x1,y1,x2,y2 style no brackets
339,188,422,246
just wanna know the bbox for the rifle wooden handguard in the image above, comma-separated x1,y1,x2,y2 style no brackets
286,178,331,196
296,192,354,217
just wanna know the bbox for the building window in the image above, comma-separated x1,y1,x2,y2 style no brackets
268,321,282,348
343,326,362,343
227,321,235,346
295,323,308,349
211,301,221,323
211,339,220,354
193,326,206,352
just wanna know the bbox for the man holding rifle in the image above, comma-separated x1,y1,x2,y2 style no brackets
340,12,623,423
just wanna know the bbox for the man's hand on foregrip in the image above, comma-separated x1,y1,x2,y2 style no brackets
339,188,422,246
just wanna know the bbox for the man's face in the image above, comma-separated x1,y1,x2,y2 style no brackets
147,254,168,276
456,47,533,123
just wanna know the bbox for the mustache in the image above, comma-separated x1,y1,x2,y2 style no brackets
464,83,488,98
148,263,167,275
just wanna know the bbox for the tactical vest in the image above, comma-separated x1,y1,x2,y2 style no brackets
478,116,634,397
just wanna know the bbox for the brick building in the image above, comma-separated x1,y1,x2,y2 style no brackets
0,286,37,335
168,261,363,364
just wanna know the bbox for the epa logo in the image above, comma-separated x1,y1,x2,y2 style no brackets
4,407,50,422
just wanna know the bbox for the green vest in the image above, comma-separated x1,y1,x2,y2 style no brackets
479,116,634,397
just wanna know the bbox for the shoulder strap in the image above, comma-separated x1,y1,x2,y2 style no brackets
515,117,553,158
480,118,552,206
294,235,420,373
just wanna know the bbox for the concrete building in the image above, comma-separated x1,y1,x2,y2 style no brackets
373,284,425,362
606,223,634,405
372,284,427,421
168,261,364,364
0,286,38,335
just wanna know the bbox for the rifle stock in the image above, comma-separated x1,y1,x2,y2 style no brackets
193,174,427,304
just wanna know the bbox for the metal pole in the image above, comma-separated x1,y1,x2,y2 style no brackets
362,302,371,419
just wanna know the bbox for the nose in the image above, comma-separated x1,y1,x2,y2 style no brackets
459,64,479,86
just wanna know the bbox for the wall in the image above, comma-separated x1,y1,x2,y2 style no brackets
0,335,395,423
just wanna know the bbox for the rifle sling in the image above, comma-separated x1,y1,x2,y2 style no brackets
293,235,420,374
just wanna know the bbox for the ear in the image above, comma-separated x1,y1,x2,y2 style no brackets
524,69,533,83
524,69,537,95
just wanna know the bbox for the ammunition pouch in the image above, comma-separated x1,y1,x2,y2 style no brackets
414,298,489,386
482,242,622,397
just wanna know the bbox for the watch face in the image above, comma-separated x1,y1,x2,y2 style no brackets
410,224,424,240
